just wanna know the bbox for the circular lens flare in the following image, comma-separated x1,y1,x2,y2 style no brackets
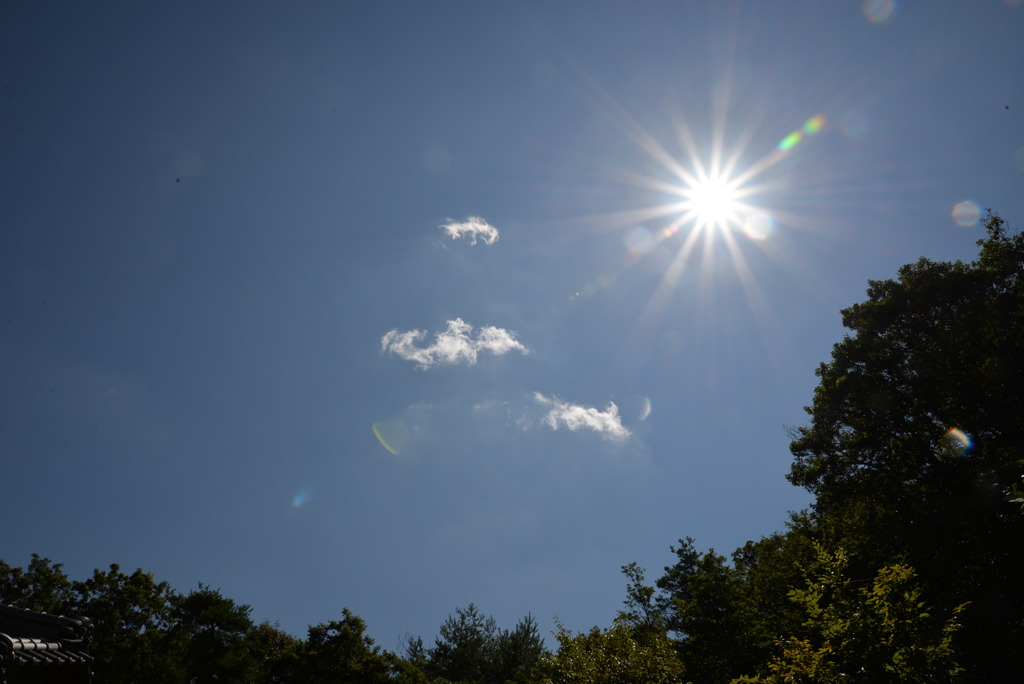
372,418,408,455
743,210,774,239
863,0,896,23
952,201,981,226
940,427,973,458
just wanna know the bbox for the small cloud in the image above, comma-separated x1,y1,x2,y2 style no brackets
533,392,631,441
381,318,527,369
440,216,499,245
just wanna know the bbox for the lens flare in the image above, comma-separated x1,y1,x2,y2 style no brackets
372,417,408,455
638,397,652,421
940,427,973,458
568,272,617,302
778,115,826,152
863,0,896,24
292,488,313,508
1013,145,1024,172
624,226,656,256
803,115,826,135
561,60,849,391
951,201,981,226
673,166,749,234
777,131,802,152
621,394,653,422
742,210,775,240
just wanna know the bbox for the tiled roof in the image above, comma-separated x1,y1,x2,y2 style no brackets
0,634,93,666
0,604,94,671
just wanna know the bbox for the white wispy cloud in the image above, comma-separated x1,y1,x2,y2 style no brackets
440,216,499,245
381,318,527,369
533,392,631,441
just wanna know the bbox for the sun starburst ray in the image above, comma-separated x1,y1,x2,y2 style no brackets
548,38,846,392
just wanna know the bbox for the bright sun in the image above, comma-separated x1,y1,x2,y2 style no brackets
685,174,741,230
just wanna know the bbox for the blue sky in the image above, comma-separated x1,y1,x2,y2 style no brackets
2,1,1023,649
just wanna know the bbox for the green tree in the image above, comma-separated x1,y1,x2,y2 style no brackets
172,584,256,683
427,603,498,683
403,633,431,673
654,538,701,636
640,521,817,683
492,614,546,684
245,621,303,684
733,545,965,683
74,564,184,684
786,211,1024,681
728,517,821,675
300,608,401,684
673,549,757,683
652,540,764,683
541,617,684,684
418,604,545,684
618,562,664,636
0,554,75,615
1,556,185,683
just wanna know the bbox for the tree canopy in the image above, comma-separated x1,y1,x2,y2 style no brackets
541,618,684,684
787,211,1024,680
733,545,966,683
3,212,1021,682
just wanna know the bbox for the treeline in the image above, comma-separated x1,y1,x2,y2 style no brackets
5,212,1024,682
0,556,545,683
